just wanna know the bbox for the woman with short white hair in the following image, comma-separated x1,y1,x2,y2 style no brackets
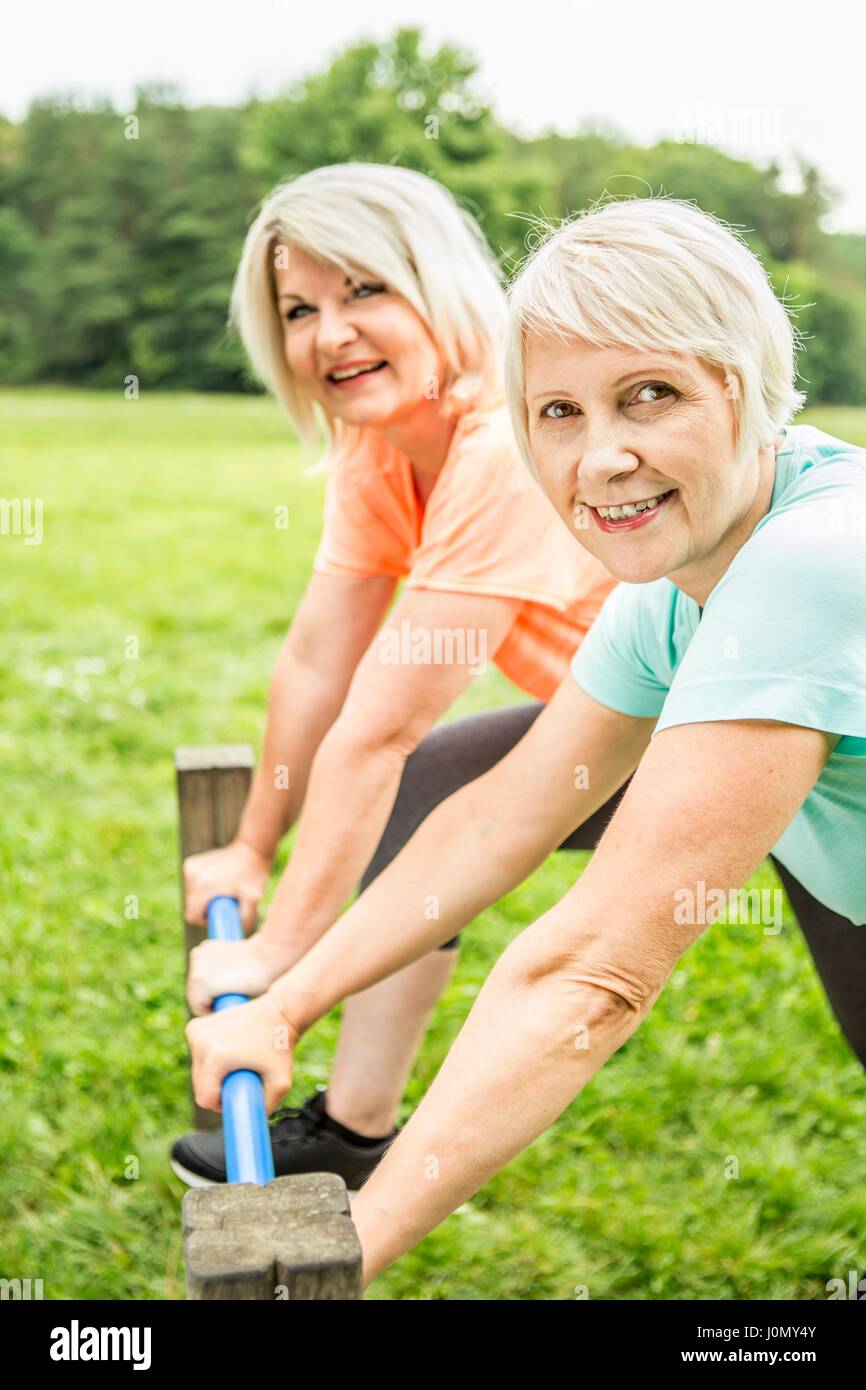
187,193,866,1286
172,163,617,1187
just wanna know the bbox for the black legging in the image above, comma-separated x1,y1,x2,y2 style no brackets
360,701,866,1073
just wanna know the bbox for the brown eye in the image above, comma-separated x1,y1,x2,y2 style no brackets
540,400,578,420
634,382,676,403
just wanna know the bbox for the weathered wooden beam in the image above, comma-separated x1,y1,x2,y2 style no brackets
175,745,255,1130
183,1174,363,1300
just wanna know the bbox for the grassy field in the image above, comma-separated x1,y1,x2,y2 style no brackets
2,387,865,1301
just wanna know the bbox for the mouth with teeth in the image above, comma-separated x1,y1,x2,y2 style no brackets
589,488,677,533
326,360,389,387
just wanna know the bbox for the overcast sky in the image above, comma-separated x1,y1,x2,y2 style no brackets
5,0,865,232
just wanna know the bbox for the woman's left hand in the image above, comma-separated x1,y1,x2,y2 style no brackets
185,995,297,1114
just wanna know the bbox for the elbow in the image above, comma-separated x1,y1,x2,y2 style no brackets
504,901,678,1019
321,708,421,770
555,959,665,1015
490,950,648,1074
500,930,670,1051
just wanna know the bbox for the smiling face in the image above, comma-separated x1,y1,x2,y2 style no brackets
274,244,447,431
524,336,777,601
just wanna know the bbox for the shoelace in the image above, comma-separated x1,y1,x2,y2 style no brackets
268,1098,325,1146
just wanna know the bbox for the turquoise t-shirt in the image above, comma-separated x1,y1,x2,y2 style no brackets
570,424,866,924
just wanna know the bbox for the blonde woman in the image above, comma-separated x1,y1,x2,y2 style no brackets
187,196,866,1289
171,163,616,1186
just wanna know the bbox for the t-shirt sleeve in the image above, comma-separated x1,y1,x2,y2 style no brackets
312,456,413,580
655,460,866,747
569,580,676,718
404,415,616,613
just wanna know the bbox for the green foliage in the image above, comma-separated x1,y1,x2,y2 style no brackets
2,388,865,1300
241,28,550,268
1,89,259,392
768,258,866,404
0,27,865,400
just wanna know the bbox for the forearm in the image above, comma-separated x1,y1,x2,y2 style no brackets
265,681,651,1022
237,645,349,860
349,907,660,1284
266,775,589,1031
258,729,414,956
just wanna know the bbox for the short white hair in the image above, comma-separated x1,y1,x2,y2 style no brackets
230,162,508,465
504,196,808,476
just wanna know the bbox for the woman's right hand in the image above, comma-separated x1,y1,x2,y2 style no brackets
186,933,297,1016
183,838,272,933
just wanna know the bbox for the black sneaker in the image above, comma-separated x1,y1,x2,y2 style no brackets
169,1088,399,1194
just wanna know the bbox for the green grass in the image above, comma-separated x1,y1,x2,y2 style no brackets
2,387,865,1301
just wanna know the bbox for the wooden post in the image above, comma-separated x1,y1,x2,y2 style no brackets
182,1174,363,1300
175,747,364,1301
175,745,255,1131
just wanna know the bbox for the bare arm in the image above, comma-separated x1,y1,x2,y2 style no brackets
267,673,656,1026
188,675,655,1075
343,717,837,1283
183,570,395,925
255,586,522,961
236,572,398,856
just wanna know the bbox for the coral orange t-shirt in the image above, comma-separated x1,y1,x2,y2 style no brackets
312,403,618,701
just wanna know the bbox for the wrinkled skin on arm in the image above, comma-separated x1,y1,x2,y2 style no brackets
349,717,837,1284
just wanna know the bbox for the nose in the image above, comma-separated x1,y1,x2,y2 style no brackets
578,421,639,496
315,300,360,361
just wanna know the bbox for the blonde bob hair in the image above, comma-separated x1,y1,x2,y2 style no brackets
504,196,807,477
230,162,508,465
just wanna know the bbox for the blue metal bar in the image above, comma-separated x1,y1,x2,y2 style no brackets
206,896,275,1185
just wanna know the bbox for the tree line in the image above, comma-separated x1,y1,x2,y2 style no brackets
1,26,864,403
